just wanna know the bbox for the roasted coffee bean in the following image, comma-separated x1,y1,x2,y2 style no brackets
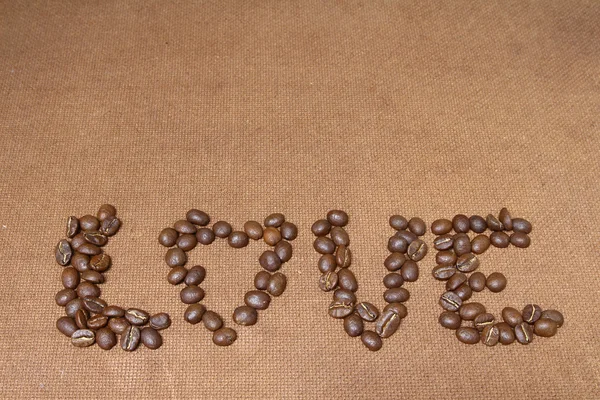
440,291,462,311
70,233,86,250
97,204,117,222
167,266,188,285
140,327,163,349
453,234,472,256
264,213,285,227
177,233,197,251
184,265,206,286
71,253,90,272
263,227,282,246
436,251,457,266
55,239,73,266
468,272,486,292
244,290,271,310
486,272,507,292
522,304,542,323
165,248,187,267
469,215,487,233
343,314,364,337
96,328,117,350
389,215,408,230
213,328,237,346
81,270,104,284
337,268,358,292
71,329,95,347
454,284,472,301
534,319,558,337
83,296,107,314
471,235,491,254
327,210,348,227
89,253,111,272
76,282,101,298
459,302,486,321
456,327,480,344
456,253,479,273
313,237,335,254
438,311,462,330
401,260,419,282
481,325,500,346
280,222,298,241
432,265,456,280
335,245,352,268
431,219,452,235
384,287,410,303
254,271,271,290
499,208,513,230
64,298,85,318
473,313,496,331
512,218,532,234
452,214,470,233
259,250,282,272
356,302,379,322
233,305,258,326
83,231,108,246
244,221,263,240
80,215,100,231
433,234,454,251
76,310,89,330
57,316,78,337
407,239,428,261
174,219,197,234
186,209,210,226
103,305,125,318
108,317,130,334
100,216,121,236
486,214,504,231
318,272,338,292
275,240,293,262
267,272,287,297
149,313,171,330
184,304,206,324
502,307,523,327
61,267,80,289
408,217,426,236
125,308,150,325
196,228,216,245
328,301,354,318
384,252,406,271
383,273,404,289
87,314,108,330
515,322,534,344
330,227,349,246
180,286,205,304
384,302,408,319
311,219,331,236
202,311,223,331
375,310,401,338
333,289,357,305
121,325,141,351
66,216,79,238
541,310,564,328
388,236,408,253
317,254,337,273
361,330,383,351
446,273,467,291
496,322,515,345
510,232,531,248
490,231,510,248
395,229,417,244
212,221,231,238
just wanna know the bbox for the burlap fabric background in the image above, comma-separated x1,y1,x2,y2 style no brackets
1,1,599,398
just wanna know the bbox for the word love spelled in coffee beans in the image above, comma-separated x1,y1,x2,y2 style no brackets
312,211,427,351
161,210,297,346
432,208,564,346
55,205,170,351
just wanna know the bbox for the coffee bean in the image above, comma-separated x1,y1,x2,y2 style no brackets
383,273,404,289
333,289,357,305
432,265,456,280
456,253,479,273
395,229,417,244
311,219,331,236
57,316,78,337
213,328,237,346
233,305,258,326
375,309,401,338
360,330,382,351
74,311,88,331
66,216,79,238
71,329,95,347
83,296,107,314
384,287,410,303
317,254,337,273
510,232,531,248
512,218,532,234
431,219,452,235
407,239,428,261
280,222,298,241
496,322,515,345
80,215,100,231
267,272,287,297
70,253,90,272
335,245,352,268
254,270,271,290
244,221,263,240
180,286,205,304
202,311,223,331
108,317,130,334
140,327,163,349
454,284,472,301
440,291,462,311
184,265,206,286
89,253,111,272
97,204,117,222
121,325,141,351
149,313,171,330
186,209,210,226
318,271,338,291
502,307,523,327
313,237,335,254
459,302,486,321
64,298,85,318
356,302,379,322
490,231,510,248
534,319,558,337
196,228,215,245
515,322,534,344
389,215,408,230
486,272,507,292
55,239,73,266
456,327,480,344
469,215,487,233
343,314,364,337
453,234,471,256
212,221,232,238
522,304,542,323
384,302,408,318
70,233,86,251
330,227,349,246
103,305,125,318
184,304,206,324
83,231,108,247
473,313,495,331
327,210,348,227
263,227,282,246
259,250,282,272
96,327,117,350
176,233,197,251
384,252,406,272
100,216,121,237
481,325,500,346
87,314,108,330
400,260,419,282
408,217,426,236
452,214,470,233
125,308,150,325
433,234,454,251
486,214,504,231
499,208,513,230
264,213,285,228
167,266,188,285
61,267,80,289
388,236,408,253
81,270,104,284
328,301,354,318
438,311,461,330
244,290,271,310
541,310,564,328
446,272,467,291
174,219,197,234
471,235,491,254
165,248,187,267
275,240,293,262
436,251,457,266
337,268,358,292
76,282,101,298
468,272,486,292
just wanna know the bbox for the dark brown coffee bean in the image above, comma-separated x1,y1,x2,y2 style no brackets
431,219,452,235
473,313,495,331
384,287,410,303
468,272,486,292
264,213,285,227
57,316,78,337
81,270,104,284
330,227,349,246
433,234,454,251
456,253,479,273
407,239,428,261
400,260,419,282
75,309,88,329
263,227,281,246
498,208,513,230
389,215,408,230
327,210,348,227
438,311,461,330
333,289,357,305
125,308,150,325
522,304,542,323
95,327,117,350
510,232,531,248
66,216,79,238
356,302,379,322
388,236,408,253
486,272,507,292
196,228,215,245
167,266,188,285
180,286,205,304
515,322,534,344
343,314,364,337
202,311,223,331
436,251,457,266
446,272,467,291
140,327,163,349
100,216,121,237
383,273,404,289
280,222,298,241
70,253,90,272
361,330,383,351
184,304,206,324
233,305,258,326
275,240,293,263
453,233,471,256
318,272,338,292
384,302,408,319
456,327,480,344
407,217,426,236
471,235,491,254
64,298,85,318
440,291,462,311
212,221,231,238
149,313,171,330
335,245,352,268
80,215,100,231
486,214,504,231
534,319,558,337
317,254,337,273
452,214,470,233
375,309,401,338
165,248,187,267
311,219,331,236
490,231,510,248
313,237,335,254
244,290,271,310
469,215,487,233
76,282,101,298
83,296,107,314
512,218,532,234
97,204,117,222
55,239,73,266
61,267,80,289
454,284,472,301
82,231,108,247
459,302,486,321
541,310,564,328
108,317,130,334
328,301,354,318
184,265,206,286
103,305,125,318
259,250,282,272
121,325,141,351
71,329,95,347
70,233,86,251
174,219,197,234
481,325,500,346
186,209,210,226
87,314,108,330
384,252,406,272
244,221,263,240
89,253,111,272
254,271,271,290
496,322,515,345
213,328,237,346
337,268,358,292
502,307,523,327
432,265,456,280
267,272,287,297
395,229,417,244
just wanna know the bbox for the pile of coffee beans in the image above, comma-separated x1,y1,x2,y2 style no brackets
160,210,297,346
312,211,427,351
55,205,170,350
432,208,564,345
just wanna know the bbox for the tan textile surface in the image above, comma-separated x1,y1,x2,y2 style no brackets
1,1,599,398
